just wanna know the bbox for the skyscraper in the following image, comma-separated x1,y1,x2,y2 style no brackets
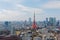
46,18,48,26
46,18,48,23
5,21,9,30
49,17,56,26
28,17,32,26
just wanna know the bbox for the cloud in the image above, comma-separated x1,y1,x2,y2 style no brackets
43,1,60,9
0,9,20,21
0,0,24,4
3,0,11,1
0,4,44,21
0,0,44,21
17,4,43,14
0,9,28,21
49,0,60,1
32,0,41,2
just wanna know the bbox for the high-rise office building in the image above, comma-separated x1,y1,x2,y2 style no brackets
49,17,56,26
46,18,48,26
24,20,28,27
28,17,32,26
5,21,12,31
5,21,9,30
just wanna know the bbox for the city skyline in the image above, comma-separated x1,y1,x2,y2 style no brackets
0,0,60,21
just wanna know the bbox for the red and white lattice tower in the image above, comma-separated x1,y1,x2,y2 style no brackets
32,12,37,29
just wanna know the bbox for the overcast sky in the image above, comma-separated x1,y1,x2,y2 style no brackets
0,0,60,21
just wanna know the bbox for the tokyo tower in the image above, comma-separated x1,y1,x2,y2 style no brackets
32,12,37,29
